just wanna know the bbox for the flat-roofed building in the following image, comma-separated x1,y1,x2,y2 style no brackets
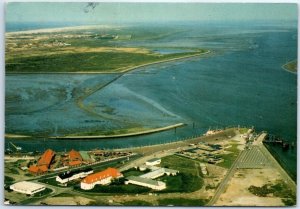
145,158,161,166
81,167,123,190
138,165,159,171
10,181,46,195
56,168,93,184
140,168,179,179
125,176,166,190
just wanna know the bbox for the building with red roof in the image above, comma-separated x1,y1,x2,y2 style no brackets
81,168,123,190
69,149,82,162
28,149,55,175
28,165,48,175
67,149,83,167
38,149,55,167
69,160,82,167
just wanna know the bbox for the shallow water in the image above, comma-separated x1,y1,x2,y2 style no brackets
5,22,297,177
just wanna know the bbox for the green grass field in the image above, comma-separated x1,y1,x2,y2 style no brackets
6,50,203,73
158,173,203,193
160,154,199,175
217,143,240,168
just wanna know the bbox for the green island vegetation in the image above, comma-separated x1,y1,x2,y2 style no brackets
248,181,296,206
283,60,297,73
158,198,208,206
6,50,205,73
6,26,207,73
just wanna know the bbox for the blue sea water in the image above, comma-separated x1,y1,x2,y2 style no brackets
5,21,297,178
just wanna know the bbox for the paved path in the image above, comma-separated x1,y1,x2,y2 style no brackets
207,149,244,206
208,133,296,206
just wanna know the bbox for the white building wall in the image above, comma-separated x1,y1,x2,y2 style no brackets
80,176,113,190
56,170,94,184
125,180,166,190
145,159,161,166
81,182,95,190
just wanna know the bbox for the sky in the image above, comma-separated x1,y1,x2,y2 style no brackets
6,2,298,24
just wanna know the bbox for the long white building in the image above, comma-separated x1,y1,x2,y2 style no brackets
140,168,179,179
125,176,166,190
145,158,161,166
56,168,93,184
10,181,46,195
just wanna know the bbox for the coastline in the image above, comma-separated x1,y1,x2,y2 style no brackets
5,123,185,140
50,123,185,139
6,24,120,35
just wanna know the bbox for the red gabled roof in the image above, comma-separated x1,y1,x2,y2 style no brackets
69,149,82,161
69,160,82,166
29,165,39,173
82,168,122,184
38,149,55,167
39,165,48,172
28,165,48,173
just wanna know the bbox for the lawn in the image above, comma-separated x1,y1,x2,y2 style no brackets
217,143,240,168
122,167,146,178
161,154,200,176
74,182,151,194
158,173,203,193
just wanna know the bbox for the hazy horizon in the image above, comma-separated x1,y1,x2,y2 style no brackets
6,3,298,24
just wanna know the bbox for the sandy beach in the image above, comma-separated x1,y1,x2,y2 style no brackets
6,24,120,35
